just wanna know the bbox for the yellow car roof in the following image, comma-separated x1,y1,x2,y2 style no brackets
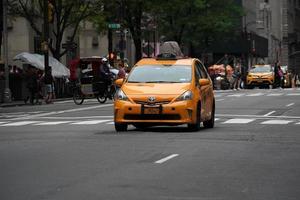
135,58,194,66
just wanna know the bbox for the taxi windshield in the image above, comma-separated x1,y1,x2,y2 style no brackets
250,65,272,73
127,65,192,83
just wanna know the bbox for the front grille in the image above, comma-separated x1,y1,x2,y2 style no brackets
134,100,171,105
124,114,181,120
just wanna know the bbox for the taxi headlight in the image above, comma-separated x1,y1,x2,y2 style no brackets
176,91,193,101
115,89,129,101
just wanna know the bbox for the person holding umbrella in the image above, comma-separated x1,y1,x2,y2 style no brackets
44,66,54,104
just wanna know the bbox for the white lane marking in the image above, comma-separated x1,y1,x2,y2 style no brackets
261,120,292,125
296,122,300,125
71,120,111,125
286,93,300,96
216,99,225,102
216,114,300,120
223,118,255,124
0,122,8,125
227,94,244,97
55,100,74,104
264,111,276,116
267,93,283,96
0,121,41,126
214,94,223,98
13,104,113,120
215,118,220,121
34,121,73,125
155,154,179,164
286,103,295,107
246,93,264,97
38,115,114,120
56,99,99,104
106,121,115,125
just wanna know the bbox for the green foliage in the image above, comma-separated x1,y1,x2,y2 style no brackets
8,0,105,59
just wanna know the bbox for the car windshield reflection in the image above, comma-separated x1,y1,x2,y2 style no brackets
127,65,192,83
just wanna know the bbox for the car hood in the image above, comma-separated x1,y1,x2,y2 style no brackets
122,83,190,95
248,72,273,76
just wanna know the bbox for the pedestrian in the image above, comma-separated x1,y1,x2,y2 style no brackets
117,62,126,79
44,67,54,104
274,61,281,88
24,66,39,105
233,62,242,90
277,65,284,88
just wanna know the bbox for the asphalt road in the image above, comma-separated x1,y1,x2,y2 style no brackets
1,88,300,200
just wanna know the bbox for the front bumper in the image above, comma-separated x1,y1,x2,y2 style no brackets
114,100,195,124
247,77,274,85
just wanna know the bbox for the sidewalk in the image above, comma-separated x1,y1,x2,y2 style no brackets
0,98,72,108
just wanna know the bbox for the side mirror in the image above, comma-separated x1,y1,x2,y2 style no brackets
199,78,210,86
115,78,124,87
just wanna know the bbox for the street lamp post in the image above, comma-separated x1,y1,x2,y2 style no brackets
2,0,11,102
43,0,50,80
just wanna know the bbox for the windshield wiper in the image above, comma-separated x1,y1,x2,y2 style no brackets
144,81,180,83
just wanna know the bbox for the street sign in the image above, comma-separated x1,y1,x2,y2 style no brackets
62,42,77,49
108,23,121,29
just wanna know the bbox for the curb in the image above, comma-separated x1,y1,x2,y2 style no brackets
0,98,73,108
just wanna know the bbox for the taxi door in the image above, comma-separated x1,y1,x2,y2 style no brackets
195,61,212,120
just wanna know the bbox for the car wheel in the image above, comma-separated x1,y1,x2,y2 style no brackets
203,100,215,128
115,122,128,132
188,104,201,131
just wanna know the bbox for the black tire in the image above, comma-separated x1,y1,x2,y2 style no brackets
96,95,107,104
133,123,150,130
203,100,215,128
115,122,128,132
73,89,84,105
187,104,201,131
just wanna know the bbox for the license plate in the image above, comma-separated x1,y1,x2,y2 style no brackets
144,107,160,114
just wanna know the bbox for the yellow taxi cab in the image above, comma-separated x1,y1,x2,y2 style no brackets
113,49,215,132
246,64,274,89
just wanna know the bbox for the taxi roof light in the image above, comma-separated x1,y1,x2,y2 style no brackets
156,41,184,60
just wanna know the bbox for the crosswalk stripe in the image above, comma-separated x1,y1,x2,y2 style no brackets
0,122,8,125
71,120,111,125
246,93,263,97
106,121,115,125
34,121,73,125
296,122,300,125
227,94,244,97
267,93,283,96
223,118,255,124
0,121,41,126
261,120,292,125
286,93,300,96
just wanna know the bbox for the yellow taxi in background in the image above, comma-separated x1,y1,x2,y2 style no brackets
246,64,274,89
113,53,215,132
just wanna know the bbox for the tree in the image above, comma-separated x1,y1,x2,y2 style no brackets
0,0,3,58
152,0,243,56
8,0,104,60
97,0,153,62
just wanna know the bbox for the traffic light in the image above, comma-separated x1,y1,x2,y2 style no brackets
48,0,54,23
